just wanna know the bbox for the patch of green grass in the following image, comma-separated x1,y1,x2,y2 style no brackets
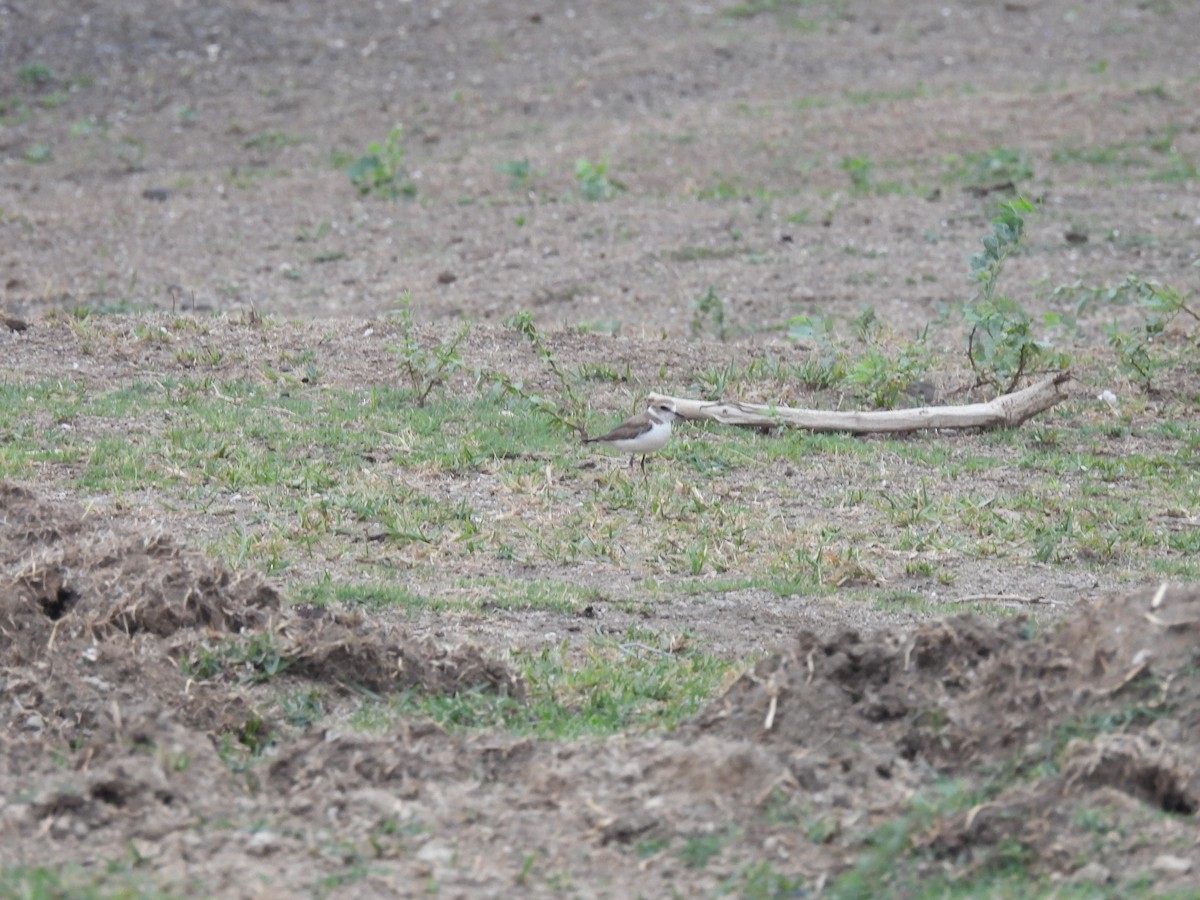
1050,126,1199,188
1051,143,1145,169
18,61,55,86
278,687,325,729
300,577,602,616
0,96,31,125
24,142,52,163
872,591,936,614
1151,155,1198,183
690,285,729,342
575,360,630,383
824,779,989,898
718,860,806,898
636,835,671,858
1050,701,1173,758
1,365,578,573
354,628,734,739
0,862,176,899
695,177,744,200
9,296,1200,630
182,632,291,683
1150,557,1200,580
664,574,820,599
678,830,731,869
467,577,603,614
295,580,451,614
668,245,743,263
764,431,871,465
498,158,533,191
81,433,172,490
944,146,1032,189
243,130,305,152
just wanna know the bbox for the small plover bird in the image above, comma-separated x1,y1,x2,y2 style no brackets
583,399,680,472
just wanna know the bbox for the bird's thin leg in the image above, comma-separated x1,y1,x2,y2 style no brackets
627,454,636,468
639,455,648,474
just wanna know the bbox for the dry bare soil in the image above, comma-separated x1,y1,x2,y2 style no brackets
3,1,1200,896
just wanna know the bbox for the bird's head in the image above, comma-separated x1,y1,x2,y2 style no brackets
648,399,679,423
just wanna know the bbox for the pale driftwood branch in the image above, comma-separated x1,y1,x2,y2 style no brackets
948,593,1054,606
649,371,1070,435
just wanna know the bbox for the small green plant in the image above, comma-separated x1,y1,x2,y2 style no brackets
948,147,1032,190
846,344,928,409
388,294,469,407
355,627,730,738
490,311,588,438
690,285,728,341
18,62,55,86
696,177,741,200
575,158,624,201
181,632,290,683
70,116,102,137
786,307,930,407
0,98,30,126
243,130,304,153
722,0,795,18
691,361,739,401
963,198,1069,393
1087,276,1199,391
844,307,933,408
498,159,532,191
841,156,874,194
0,862,171,898
1105,322,1161,391
279,688,325,729
636,836,671,858
678,831,728,869
838,157,907,195
722,861,807,899
347,126,413,198
236,713,273,755
786,312,848,388
24,143,51,164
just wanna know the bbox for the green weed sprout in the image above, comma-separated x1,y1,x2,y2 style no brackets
575,158,625,201
347,126,413,198
389,294,469,407
1101,277,1199,391
490,312,588,438
964,198,1069,393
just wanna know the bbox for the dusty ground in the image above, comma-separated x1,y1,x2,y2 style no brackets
4,485,1200,896
3,0,1200,895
